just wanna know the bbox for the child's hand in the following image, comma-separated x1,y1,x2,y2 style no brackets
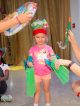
27,61,33,67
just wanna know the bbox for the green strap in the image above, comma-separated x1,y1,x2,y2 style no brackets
65,22,71,45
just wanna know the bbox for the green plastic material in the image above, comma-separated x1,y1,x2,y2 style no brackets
65,19,71,45
25,67,36,97
51,59,69,85
31,19,48,30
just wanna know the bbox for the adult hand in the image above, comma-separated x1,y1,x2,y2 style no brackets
17,12,32,24
55,59,61,69
55,59,72,69
17,2,37,24
25,2,37,8
68,30,75,43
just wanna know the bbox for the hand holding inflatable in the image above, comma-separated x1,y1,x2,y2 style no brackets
45,58,69,85
4,2,37,36
57,17,71,49
16,13,32,24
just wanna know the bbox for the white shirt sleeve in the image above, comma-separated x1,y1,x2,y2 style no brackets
0,64,10,73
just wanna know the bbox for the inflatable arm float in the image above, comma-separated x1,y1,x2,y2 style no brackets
45,57,69,85
4,2,37,36
23,56,36,97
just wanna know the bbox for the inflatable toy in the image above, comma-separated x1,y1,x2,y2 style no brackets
23,57,36,97
4,2,37,36
31,19,48,30
25,67,36,97
57,17,71,49
45,58,69,85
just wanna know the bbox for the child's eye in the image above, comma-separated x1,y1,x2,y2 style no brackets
42,37,45,38
36,36,39,38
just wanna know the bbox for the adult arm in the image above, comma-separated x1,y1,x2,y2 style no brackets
55,59,80,77
68,30,80,62
0,13,32,33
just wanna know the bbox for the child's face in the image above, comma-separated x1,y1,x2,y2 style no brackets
34,33,46,46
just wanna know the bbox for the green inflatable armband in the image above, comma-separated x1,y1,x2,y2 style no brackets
51,59,69,85
25,67,36,97
57,17,71,49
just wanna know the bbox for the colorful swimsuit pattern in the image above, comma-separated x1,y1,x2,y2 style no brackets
29,45,54,76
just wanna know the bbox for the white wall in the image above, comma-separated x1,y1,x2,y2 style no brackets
70,0,80,64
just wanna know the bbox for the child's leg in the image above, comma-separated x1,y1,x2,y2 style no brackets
34,75,41,106
42,74,51,105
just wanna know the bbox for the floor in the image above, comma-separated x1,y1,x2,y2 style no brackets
0,69,80,106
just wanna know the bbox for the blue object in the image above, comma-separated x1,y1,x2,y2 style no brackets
45,59,51,66
56,54,60,59
45,54,60,66
23,56,33,70
17,5,27,14
27,56,33,62
23,60,28,70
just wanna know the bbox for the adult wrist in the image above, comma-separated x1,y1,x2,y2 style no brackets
59,59,71,66
67,61,75,70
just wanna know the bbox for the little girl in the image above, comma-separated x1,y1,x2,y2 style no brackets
27,19,55,106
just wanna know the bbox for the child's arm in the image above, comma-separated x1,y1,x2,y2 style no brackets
0,13,32,33
27,55,33,67
49,48,56,60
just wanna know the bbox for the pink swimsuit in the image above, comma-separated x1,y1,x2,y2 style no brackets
29,45,54,76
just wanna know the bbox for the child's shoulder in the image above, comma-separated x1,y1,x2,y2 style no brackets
45,44,52,49
29,45,37,50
